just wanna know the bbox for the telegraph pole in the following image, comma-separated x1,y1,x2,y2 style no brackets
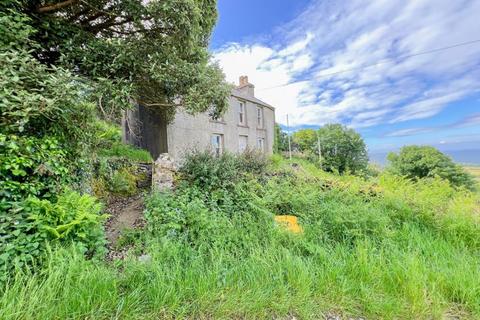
286,114,292,161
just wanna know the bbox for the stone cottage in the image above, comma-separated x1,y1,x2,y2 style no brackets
122,76,275,162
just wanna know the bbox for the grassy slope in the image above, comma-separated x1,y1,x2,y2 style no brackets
465,166,480,182
2,158,480,319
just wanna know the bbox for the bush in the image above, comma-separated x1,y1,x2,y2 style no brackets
0,190,107,280
0,134,70,202
144,182,276,254
179,150,268,192
108,168,138,196
387,145,476,190
237,148,269,175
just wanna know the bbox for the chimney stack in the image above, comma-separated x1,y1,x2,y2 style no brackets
238,75,255,96
239,75,249,87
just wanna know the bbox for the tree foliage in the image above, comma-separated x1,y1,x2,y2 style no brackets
1,0,229,276
273,124,289,153
387,145,476,190
3,0,230,118
292,128,316,152
291,125,368,174
317,124,368,174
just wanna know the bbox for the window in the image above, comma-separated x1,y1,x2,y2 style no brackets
256,106,263,128
256,137,265,151
211,134,223,156
238,101,246,125
239,135,248,153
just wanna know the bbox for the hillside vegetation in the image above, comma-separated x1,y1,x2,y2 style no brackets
465,166,480,182
2,153,479,319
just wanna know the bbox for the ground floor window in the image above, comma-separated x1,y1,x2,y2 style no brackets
239,135,248,152
211,134,224,156
256,137,265,151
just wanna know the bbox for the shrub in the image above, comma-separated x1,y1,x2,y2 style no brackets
237,149,269,175
179,150,268,192
0,134,70,202
270,153,284,169
108,168,138,196
91,157,145,197
0,190,107,280
144,183,276,254
387,145,476,190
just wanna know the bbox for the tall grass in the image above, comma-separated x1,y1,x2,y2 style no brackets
1,156,479,319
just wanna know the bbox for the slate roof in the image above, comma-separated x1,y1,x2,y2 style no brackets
231,88,275,110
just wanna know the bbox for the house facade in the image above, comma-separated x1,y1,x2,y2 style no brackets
123,76,275,161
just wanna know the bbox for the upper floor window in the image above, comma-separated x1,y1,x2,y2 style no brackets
256,106,263,128
211,134,223,157
238,101,246,125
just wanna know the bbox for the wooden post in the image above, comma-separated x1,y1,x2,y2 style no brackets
286,114,292,161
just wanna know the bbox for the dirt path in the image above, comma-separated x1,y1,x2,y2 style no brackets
104,194,145,245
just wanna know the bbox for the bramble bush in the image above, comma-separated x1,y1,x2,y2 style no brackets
178,150,268,192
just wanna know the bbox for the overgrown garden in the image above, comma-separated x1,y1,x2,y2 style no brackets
1,1,480,319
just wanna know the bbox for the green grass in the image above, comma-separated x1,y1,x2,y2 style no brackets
99,142,152,162
2,157,480,319
94,120,152,163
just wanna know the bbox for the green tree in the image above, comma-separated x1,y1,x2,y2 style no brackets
387,146,476,190
292,129,317,152
317,124,368,174
3,0,230,120
1,0,229,274
273,124,288,153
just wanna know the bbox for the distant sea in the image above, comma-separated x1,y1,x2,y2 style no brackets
369,149,480,167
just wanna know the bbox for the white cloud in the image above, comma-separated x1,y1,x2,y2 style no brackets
386,127,435,137
213,0,480,128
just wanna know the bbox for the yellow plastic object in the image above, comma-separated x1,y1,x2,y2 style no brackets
274,215,303,234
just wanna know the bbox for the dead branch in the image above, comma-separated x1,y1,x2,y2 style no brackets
37,0,78,13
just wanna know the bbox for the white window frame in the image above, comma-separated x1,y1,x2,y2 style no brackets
239,135,248,153
238,101,246,125
256,137,265,151
211,134,223,156
256,106,263,128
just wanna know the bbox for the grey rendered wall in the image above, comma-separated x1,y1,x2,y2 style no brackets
167,96,275,162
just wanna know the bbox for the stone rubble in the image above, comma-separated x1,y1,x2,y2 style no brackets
152,153,177,191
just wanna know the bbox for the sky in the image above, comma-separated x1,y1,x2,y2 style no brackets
211,0,480,152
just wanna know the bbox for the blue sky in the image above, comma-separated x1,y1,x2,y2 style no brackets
211,0,480,152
